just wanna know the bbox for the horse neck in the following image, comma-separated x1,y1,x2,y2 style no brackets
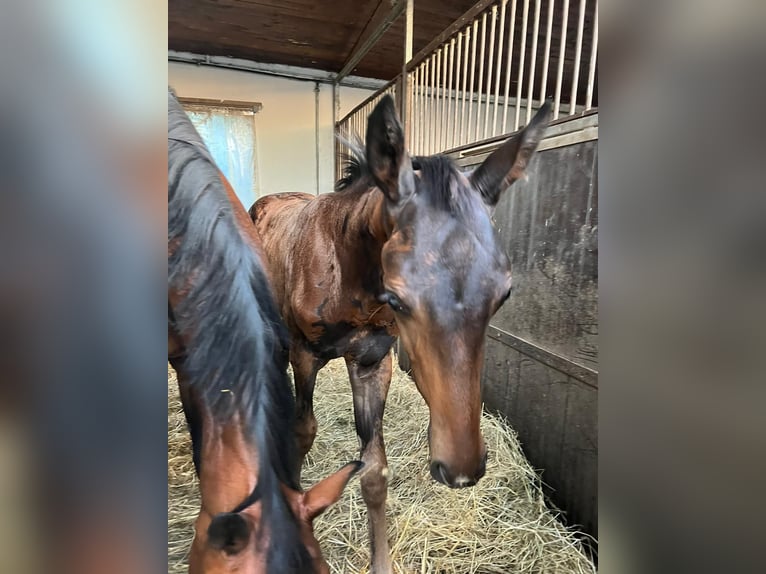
342,185,392,254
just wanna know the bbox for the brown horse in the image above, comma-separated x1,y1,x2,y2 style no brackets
250,95,550,573
168,89,360,574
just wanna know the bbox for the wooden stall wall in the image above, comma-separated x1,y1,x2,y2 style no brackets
398,116,598,542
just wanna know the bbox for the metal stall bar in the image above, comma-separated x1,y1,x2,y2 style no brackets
440,38,455,151
585,0,598,110
569,0,586,114
539,0,554,105
435,48,442,153
452,32,464,147
474,12,488,141
444,44,449,152
459,28,471,144
418,60,428,154
514,0,530,130
491,0,509,137
446,38,457,149
467,18,479,145
501,0,517,132
432,54,436,155
553,0,570,119
526,0,541,123
483,4,498,139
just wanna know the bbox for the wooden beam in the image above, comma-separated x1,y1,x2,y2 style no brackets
178,97,262,113
336,0,406,83
169,51,389,91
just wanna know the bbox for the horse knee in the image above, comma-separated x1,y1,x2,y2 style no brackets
360,462,389,508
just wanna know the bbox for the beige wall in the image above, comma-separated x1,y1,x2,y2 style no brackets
169,62,375,198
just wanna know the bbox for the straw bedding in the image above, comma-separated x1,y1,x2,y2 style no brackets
168,360,595,573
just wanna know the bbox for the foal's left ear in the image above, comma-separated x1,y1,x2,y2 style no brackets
366,95,415,205
470,101,552,206
301,461,364,521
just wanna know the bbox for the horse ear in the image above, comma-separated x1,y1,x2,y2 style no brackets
207,512,252,555
366,95,415,204
470,101,551,206
301,461,363,521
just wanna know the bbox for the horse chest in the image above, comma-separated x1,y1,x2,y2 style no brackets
295,295,397,362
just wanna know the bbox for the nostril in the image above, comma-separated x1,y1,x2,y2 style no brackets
429,461,450,485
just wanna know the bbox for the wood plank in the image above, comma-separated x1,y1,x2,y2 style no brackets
490,140,598,369
480,337,515,414
486,325,597,387
511,357,569,491
558,377,597,535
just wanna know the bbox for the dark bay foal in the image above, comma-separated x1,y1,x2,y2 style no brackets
250,95,550,573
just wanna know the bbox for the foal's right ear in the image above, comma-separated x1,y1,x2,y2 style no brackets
366,95,415,205
469,101,551,206
207,512,252,555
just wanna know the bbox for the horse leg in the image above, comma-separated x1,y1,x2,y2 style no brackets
169,356,203,476
290,343,326,480
346,352,393,574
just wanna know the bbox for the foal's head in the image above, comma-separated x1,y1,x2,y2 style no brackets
366,95,550,488
189,446,361,574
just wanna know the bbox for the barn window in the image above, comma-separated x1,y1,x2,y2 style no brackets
180,98,262,208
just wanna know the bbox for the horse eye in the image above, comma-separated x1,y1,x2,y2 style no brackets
382,292,404,313
387,295,403,312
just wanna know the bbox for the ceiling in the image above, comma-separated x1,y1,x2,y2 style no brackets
169,0,597,108
169,0,479,80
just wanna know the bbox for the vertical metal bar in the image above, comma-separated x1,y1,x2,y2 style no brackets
586,0,598,110
453,32,463,147
539,0,554,105
554,0,570,119
570,0,586,114
474,12,487,141
440,45,449,150
514,0,530,130
467,19,479,144
502,0,518,132
429,54,436,154
311,81,318,193
407,73,414,146
526,0,541,123
405,0,414,62
423,62,428,153
483,4,498,139
438,48,442,153
445,39,455,150
419,63,426,154
332,82,337,183
459,27,471,145
402,0,414,139
413,67,420,154
492,0,509,136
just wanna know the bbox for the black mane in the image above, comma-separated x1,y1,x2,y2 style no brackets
334,135,478,215
334,134,371,191
168,89,312,572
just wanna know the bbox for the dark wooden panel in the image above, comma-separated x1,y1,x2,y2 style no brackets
481,336,516,413
487,324,597,387
559,377,597,536
476,129,597,541
511,358,569,479
488,140,598,370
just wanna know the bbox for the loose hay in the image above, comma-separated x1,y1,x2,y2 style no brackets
168,361,595,573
